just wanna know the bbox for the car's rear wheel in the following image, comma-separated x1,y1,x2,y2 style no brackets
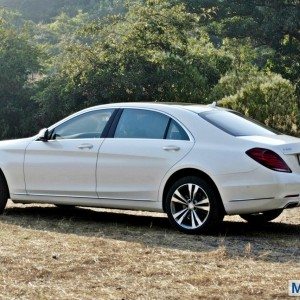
239,209,283,224
0,173,9,214
165,176,224,234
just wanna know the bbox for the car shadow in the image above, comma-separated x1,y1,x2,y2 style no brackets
1,205,299,263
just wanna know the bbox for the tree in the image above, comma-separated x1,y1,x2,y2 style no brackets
0,0,126,22
0,19,40,139
1,0,299,137
182,0,300,95
209,38,299,134
35,0,231,123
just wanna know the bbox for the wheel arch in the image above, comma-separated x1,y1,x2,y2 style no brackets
162,168,225,214
0,168,10,198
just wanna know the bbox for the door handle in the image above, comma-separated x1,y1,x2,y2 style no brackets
163,145,180,151
78,144,93,150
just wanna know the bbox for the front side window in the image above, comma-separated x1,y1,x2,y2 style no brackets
200,110,279,137
51,109,114,140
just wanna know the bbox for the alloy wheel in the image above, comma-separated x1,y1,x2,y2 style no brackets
170,183,210,230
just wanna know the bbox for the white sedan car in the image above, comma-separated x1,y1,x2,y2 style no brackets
0,103,299,233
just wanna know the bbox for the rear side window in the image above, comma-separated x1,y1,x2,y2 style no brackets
114,109,190,140
166,120,189,140
200,110,278,137
114,109,169,139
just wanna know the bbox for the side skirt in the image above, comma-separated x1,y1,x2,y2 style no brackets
10,194,164,213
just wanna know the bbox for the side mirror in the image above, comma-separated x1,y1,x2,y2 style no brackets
37,128,49,142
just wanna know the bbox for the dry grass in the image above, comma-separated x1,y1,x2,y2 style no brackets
0,200,299,299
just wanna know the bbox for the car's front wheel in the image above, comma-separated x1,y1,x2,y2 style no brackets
0,173,9,214
165,176,224,234
239,209,283,224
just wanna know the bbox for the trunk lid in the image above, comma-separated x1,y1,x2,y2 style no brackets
237,134,300,173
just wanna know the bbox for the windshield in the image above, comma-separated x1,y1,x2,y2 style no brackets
199,110,279,137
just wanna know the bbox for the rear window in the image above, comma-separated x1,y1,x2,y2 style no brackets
199,110,279,137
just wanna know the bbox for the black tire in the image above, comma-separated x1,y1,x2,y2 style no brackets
165,176,224,234
0,173,9,214
240,209,283,224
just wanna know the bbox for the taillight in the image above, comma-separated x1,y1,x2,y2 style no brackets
246,148,291,173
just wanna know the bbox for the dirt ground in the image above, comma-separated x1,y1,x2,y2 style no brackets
0,200,299,299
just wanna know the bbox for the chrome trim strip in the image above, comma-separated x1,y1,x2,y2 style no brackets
229,197,274,202
12,193,152,202
29,193,99,199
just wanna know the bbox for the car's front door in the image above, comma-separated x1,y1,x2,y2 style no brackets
96,108,194,201
24,109,114,198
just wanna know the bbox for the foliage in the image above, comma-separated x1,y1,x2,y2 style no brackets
0,0,299,137
0,0,126,22
0,21,40,139
35,0,231,123
216,69,298,135
182,0,300,94
210,38,299,134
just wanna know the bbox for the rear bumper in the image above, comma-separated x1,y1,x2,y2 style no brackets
215,169,300,215
224,196,300,215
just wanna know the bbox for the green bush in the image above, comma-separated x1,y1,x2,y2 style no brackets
216,70,299,135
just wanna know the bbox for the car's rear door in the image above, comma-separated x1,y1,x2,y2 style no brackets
24,109,115,198
96,108,194,201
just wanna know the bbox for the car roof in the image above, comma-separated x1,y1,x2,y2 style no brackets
88,102,222,114
48,101,229,133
